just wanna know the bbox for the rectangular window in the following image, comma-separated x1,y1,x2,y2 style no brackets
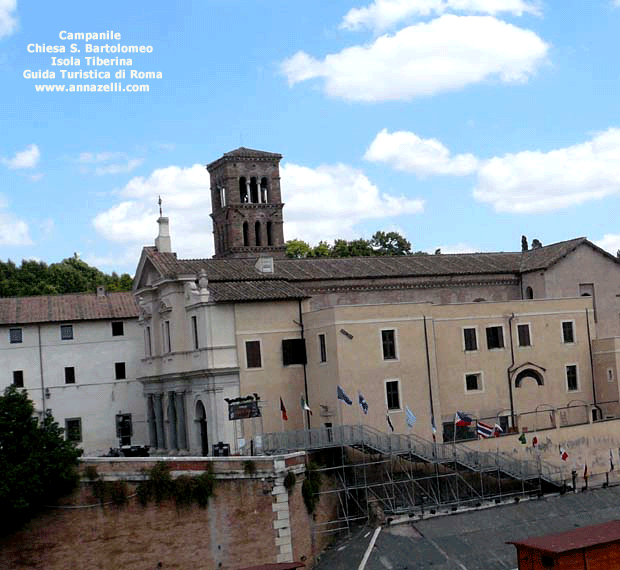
9,327,22,344
145,326,152,357
13,370,24,388
562,321,575,344
465,373,482,392
463,328,477,351
65,418,82,443
162,320,171,353
115,362,126,380
60,324,73,340
111,321,124,336
116,413,133,446
245,340,262,368
191,316,199,350
318,333,327,363
64,366,75,384
566,365,578,391
608,368,615,383
517,324,531,347
381,329,397,360
385,380,400,410
486,326,504,349
282,338,307,366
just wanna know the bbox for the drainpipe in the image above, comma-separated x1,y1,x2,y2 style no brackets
586,308,597,414
507,314,516,427
37,324,47,415
423,316,435,429
298,299,311,429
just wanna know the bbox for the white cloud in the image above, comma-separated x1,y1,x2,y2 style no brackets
433,243,477,254
1,144,40,169
0,194,32,246
474,128,620,213
595,234,620,256
341,0,542,32
77,151,143,176
93,164,215,258
0,0,17,39
365,128,478,175
282,15,549,102
281,162,424,243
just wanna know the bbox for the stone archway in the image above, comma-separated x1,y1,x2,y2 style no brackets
195,400,208,456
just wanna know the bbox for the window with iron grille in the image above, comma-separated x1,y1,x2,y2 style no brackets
245,340,262,368
566,365,578,391
65,418,82,442
517,324,531,347
486,326,504,349
60,324,73,340
463,328,477,351
381,330,397,360
385,380,400,410
9,328,22,344
562,321,575,344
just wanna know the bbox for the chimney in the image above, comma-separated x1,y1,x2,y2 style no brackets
96,285,106,297
155,217,172,253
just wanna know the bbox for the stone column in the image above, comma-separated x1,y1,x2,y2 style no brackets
147,394,158,449
177,391,188,451
168,391,178,452
246,181,251,203
155,393,166,450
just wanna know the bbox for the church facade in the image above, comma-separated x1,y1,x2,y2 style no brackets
1,147,620,456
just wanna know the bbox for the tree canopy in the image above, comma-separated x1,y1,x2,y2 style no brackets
286,231,419,258
0,387,82,535
0,254,133,297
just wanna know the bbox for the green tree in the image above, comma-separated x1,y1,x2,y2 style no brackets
311,241,331,258
371,231,412,256
285,239,312,259
0,387,82,535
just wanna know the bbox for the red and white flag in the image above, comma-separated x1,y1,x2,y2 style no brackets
560,446,568,461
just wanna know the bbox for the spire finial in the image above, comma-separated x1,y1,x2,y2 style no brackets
158,195,163,217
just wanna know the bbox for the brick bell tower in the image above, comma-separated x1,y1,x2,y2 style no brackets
207,147,286,259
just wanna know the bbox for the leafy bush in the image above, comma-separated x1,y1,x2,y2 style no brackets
301,462,322,514
283,471,296,494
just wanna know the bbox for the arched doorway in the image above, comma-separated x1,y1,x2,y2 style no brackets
195,400,208,456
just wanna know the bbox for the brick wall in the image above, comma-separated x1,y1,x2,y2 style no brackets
0,454,339,570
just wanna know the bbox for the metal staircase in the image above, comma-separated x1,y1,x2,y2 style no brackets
261,424,562,487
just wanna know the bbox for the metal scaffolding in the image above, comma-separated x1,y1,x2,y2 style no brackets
262,425,563,534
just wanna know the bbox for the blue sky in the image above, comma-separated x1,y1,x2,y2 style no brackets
1,0,620,274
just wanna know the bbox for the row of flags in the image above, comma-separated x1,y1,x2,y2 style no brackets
454,411,503,438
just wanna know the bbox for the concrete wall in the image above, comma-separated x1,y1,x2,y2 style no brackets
0,454,337,570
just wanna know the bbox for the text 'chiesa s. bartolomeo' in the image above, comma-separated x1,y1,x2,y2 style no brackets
1,147,620,459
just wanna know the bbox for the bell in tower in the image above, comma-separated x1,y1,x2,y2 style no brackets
207,147,286,259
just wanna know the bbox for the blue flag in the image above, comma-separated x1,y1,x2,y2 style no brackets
337,385,352,405
405,405,416,428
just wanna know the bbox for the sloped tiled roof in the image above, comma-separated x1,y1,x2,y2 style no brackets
519,237,588,272
0,291,139,325
207,147,282,170
208,280,307,302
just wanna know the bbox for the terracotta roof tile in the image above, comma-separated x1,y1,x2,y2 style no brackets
0,291,139,325
508,520,620,554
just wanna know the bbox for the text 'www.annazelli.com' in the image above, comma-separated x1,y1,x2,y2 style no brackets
34,83,149,92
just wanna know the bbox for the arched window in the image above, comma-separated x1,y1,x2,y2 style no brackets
267,221,273,246
525,286,534,299
255,221,261,246
243,222,249,246
250,177,259,203
239,177,248,202
515,368,544,387
260,177,269,203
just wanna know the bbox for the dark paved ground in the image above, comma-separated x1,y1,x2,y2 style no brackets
314,486,620,570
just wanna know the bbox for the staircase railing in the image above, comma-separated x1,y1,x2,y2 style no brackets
261,424,562,484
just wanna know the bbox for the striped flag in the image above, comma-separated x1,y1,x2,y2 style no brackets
493,423,503,437
455,411,472,427
560,446,568,461
300,395,312,415
476,420,494,439
405,406,416,429
280,397,288,421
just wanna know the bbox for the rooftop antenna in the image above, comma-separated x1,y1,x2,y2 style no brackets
158,195,163,217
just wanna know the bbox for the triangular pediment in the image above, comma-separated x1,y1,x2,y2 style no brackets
133,247,165,291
